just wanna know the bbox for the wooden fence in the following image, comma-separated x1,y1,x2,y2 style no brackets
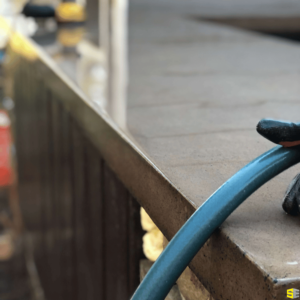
9,49,144,300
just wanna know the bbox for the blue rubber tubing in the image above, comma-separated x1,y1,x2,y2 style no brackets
131,145,300,300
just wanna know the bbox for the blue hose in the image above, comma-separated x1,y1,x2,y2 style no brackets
132,145,300,300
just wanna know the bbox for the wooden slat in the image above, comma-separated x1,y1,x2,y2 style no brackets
85,142,105,299
104,163,129,300
50,98,63,300
15,61,41,230
13,57,144,300
60,108,76,300
35,84,52,297
70,121,94,300
42,90,57,299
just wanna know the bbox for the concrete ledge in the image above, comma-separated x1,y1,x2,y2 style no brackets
127,5,300,299
9,1,300,299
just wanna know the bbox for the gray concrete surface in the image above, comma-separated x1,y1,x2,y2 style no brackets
126,4,300,299
24,1,300,298
130,0,300,17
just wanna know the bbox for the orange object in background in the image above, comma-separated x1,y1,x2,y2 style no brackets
0,111,12,188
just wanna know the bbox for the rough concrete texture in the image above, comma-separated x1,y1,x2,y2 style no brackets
31,0,300,299
127,2,300,299
177,267,213,300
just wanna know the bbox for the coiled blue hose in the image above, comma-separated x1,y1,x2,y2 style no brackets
131,145,300,300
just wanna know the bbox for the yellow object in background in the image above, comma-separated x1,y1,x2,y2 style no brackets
9,32,37,61
141,207,156,232
141,208,164,262
56,3,86,23
58,27,85,47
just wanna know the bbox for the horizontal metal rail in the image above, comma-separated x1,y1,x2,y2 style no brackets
131,145,300,300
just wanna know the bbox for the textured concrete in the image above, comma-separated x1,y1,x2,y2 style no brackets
127,3,300,300
177,267,213,300
24,1,300,299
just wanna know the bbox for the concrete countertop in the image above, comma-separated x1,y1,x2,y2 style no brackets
126,3,300,299
23,1,300,298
